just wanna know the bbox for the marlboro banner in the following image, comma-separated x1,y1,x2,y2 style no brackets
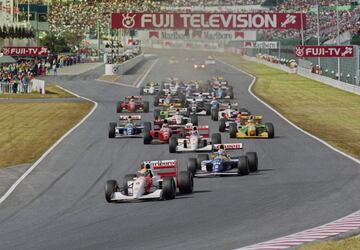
2,46,49,57
295,46,354,58
148,30,256,41
112,13,306,30
244,41,278,49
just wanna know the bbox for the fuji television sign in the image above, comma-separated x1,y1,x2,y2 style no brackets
112,13,306,30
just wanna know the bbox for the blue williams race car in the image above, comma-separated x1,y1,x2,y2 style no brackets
187,143,258,177
108,115,151,138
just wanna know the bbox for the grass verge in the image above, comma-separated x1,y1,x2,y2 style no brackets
298,235,360,250
214,53,360,160
0,101,93,167
0,84,74,99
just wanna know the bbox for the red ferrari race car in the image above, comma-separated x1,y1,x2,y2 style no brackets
144,120,184,144
116,96,149,113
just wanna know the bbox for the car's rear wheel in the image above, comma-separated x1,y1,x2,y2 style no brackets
178,171,193,194
197,154,209,168
219,118,226,132
229,123,237,138
211,108,219,121
144,132,152,144
143,122,151,133
238,156,249,176
265,122,275,138
211,133,222,144
108,122,116,138
169,135,178,153
116,101,122,113
246,152,258,172
154,109,161,119
190,115,198,126
162,177,176,200
154,96,160,106
139,86,144,95
105,180,118,203
143,101,149,113
187,158,198,176
204,103,211,115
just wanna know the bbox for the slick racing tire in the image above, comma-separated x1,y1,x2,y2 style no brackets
108,122,116,138
238,156,250,176
190,115,198,126
197,154,209,169
211,133,222,144
246,152,258,172
154,96,160,106
169,135,178,153
154,109,161,119
105,180,118,203
204,103,211,115
144,132,152,144
140,86,144,95
123,174,137,196
211,108,219,121
265,122,275,138
116,101,122,113
162,177,176,200
178,171,194,194
143,121,151,133
187,158,198,176
219,118,226,132
229,123,238,138
143,101,150,113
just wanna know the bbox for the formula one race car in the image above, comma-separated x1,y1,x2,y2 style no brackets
205,56,216,65
169,125,221,153
185,98,211,116
229,116,274,139
139,81,161,95
154,94,185,107
218,109,252,131
211,85,234,99
108,115,151,138
116,96,149,113
144,121,184,144
105,160,193,202
210,103,243,121
154,107,190,119
193,61,206,69
187,144,258,177
154,111,198,126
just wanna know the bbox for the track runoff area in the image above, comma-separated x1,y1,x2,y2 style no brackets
0,11,359,250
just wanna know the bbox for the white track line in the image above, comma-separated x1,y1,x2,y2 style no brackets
214,58,360,250
135,58,159,88
0,85,98,205
95,79,138,89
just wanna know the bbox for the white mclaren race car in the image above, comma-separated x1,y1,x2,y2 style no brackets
105,160,193,202
205,56,216,65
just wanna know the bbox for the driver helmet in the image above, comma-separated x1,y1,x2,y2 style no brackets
162,119,169,128
193,98,196,102
218,144,226,155
176,108,180,115
248,115,255,123
127,115,132,123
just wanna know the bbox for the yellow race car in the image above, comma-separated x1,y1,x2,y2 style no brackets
229,115,274,139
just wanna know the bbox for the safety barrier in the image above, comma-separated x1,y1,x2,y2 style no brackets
105,54,144,75
0,79,45,94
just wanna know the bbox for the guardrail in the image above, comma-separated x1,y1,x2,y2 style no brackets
0,79,45,94
105,54,144,75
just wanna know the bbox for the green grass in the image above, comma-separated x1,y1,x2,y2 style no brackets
0,84,74,99
298,235,360,250
214,52,360,160
0,102,93,167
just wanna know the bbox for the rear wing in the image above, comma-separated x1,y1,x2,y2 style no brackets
240,115,263,122
213,143,243,150
143,160,178,178
125,96,142,100
119,115,142,120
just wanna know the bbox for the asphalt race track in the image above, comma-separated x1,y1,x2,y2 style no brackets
0,50,359,250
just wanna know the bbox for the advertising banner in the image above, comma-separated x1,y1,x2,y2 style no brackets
295,45,354,58
244,41,278,49
148,30,256,41
2,46,49,57
112,13,306,30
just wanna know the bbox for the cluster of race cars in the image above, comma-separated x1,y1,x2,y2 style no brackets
106,76,275,203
